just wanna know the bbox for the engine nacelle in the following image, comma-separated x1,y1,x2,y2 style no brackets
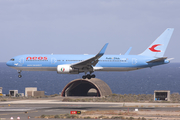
57,64,79,74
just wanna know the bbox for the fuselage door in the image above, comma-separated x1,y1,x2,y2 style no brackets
132,58,137,65
51,58,57,64
14,57,24,66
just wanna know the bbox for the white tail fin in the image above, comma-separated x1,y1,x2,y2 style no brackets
140,28,174,58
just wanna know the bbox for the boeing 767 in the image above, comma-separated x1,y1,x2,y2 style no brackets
6,28,174,79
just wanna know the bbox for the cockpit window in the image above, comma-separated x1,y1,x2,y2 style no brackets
10,58,15,61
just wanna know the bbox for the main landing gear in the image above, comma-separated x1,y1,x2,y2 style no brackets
82,74,95,79
18,70,22,78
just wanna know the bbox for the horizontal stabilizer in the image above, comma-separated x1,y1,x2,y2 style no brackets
147,57,167,63
167,58,174,61
124,47,132,55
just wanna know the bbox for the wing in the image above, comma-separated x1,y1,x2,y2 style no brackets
71,43,108,69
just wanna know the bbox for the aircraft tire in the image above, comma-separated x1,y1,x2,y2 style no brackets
82,75,86,79
87,74,91,79
91,74,95,78
18,75,22,78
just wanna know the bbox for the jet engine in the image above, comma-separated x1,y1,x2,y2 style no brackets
57,64,79,74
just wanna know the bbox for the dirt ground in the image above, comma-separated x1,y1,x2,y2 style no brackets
79,109,180,120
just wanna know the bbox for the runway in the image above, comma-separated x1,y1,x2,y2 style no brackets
1,99,180,120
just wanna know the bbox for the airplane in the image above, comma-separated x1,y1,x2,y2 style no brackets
6,28,174,79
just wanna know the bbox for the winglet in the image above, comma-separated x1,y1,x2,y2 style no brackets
124,47,132,55
97,43,109,56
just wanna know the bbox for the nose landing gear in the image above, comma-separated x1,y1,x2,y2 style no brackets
18,70,22,78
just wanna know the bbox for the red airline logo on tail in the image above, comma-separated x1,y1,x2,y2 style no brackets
149,44,161,52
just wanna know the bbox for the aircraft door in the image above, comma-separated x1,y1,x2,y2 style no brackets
15,57,24,66
132,58,137,65
51,58,57,64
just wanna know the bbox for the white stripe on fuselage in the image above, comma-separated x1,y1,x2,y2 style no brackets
10,67,57,71
94,67,142,71
10,66,141,72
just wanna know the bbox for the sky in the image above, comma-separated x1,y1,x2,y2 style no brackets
0,0,180,62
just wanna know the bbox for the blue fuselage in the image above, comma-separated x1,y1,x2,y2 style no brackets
6,54,169,72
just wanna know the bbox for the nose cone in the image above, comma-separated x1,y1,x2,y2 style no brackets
6,61,12,66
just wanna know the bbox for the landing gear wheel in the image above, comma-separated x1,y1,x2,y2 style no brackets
91,74,95,78
87,74,91,79
82,75,86,79
18,75,22,78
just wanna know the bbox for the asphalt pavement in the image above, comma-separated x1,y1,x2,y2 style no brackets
1,99,180,120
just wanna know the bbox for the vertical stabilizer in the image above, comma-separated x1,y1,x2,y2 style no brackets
140,28,174,58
